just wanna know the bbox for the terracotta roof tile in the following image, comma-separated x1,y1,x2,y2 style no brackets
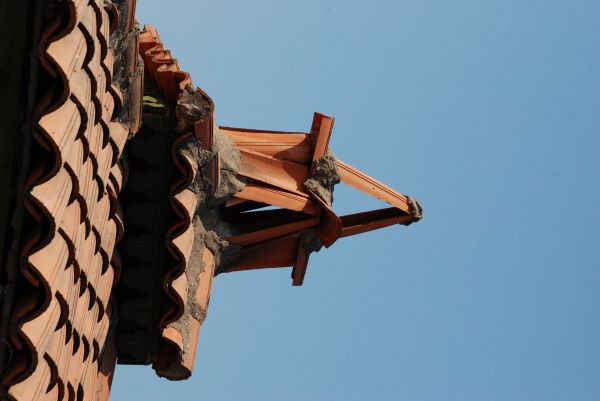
3,1,139,400
219,128,313,164
29,168,73,228
135,25,202,379
106,122,128,160
38,98,81,160
139,26,191,103
46,26,87,83
125,24,220,380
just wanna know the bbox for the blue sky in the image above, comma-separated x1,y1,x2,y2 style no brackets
112,1,600,400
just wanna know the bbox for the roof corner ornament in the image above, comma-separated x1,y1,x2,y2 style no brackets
220,112,423,285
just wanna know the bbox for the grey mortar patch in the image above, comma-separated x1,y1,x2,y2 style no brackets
168,216,208,358
177,137,213,204
174,87,245,204
210,127,245,204
168,182,243,358
170,87,247,345
298,151,341,263
304,150,341,207
299,229,324,254
175,128,245,271
175,86,211,133
108,1,143,129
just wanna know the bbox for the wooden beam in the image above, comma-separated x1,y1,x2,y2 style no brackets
336,160,411,214
233,183,321,216
310,112,335,162
226,235,299,272
340,208,414,238
237,148,309,197
227,217,319,247
220,127,312,164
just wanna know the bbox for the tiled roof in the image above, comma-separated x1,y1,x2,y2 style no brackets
0,8,422,393
1,2,423,397
128,24,422,381
138,26,192,103
135,25,214,380
1,1,140,400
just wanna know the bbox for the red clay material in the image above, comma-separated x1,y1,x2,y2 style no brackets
3,1,139,400
220,113,423,286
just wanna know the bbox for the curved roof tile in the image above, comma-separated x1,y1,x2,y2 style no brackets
3,1,139,400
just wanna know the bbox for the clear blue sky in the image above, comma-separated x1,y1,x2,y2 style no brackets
112,1,600,400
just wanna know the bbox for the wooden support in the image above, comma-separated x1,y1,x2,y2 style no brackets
217,112,422,286
224,199,268,215
227,217,319,247
305,188,342,248
233,183,321,216
237,148,309,197
336,160,411,214
194,117,218,193
225,196,250,208
220,127,312,164
224,208,310,232
310,112,334,162
340,208,414,238
226,235,299,272
291,243,310,286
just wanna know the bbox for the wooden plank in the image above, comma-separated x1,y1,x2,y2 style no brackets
340,208,414,238
237,148,309,197
220,127,311,164
309,112,334,161
291,243,310,286
226,236,299,272
336,160,411,214
234,183,321,216
305,188,342,248
227,217,319,247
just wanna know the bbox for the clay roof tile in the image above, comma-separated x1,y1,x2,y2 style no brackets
4,1,138,400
